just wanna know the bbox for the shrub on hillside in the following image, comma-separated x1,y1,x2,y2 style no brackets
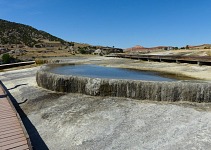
35,58,48,64
2,53,12,64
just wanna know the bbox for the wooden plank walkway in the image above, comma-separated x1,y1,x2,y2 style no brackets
0,61,35,70
108,54,211,66
0,84,32,150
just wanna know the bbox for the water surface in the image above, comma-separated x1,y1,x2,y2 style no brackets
48,64,191,81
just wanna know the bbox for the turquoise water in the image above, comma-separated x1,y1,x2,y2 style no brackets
48,64,189,81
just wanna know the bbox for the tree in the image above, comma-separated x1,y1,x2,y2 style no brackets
204,47,210,49
186,45,189,49
79,49,86,54
69,42,74,47
2,53,11,64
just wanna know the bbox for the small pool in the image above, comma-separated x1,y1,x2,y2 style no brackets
47,64,194,81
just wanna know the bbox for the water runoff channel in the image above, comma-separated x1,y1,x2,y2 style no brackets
36,64,211,102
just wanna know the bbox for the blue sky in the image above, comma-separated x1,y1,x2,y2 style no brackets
1,0,211,48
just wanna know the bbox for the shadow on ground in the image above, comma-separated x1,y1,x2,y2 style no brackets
7,84,28,90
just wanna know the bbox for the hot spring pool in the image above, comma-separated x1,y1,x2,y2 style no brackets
47,64,193,81
37,63,211,102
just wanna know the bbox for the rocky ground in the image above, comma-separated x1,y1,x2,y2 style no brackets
1,56,211,150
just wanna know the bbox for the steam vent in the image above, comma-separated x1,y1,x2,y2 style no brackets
36,64,211,102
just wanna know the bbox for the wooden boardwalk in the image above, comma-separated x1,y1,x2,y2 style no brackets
108,54,211,66
0,84,32,150
0,61,35,70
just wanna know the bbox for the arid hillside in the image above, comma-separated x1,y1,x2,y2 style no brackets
0,19,70,48
0,19,123,62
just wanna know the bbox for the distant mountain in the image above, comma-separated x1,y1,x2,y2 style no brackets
0,19,69,47
126,45,189,52
125,45,147,51
125,45,170,52
188,44,211,49
126,44,211,52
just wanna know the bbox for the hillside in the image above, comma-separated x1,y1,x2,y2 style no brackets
0,19,123,62
125,45,170,53
189,44,211,49
125,44,211,56
0,19,70,48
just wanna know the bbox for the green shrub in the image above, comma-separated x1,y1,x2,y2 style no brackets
2,53,11,64
35,58,48,64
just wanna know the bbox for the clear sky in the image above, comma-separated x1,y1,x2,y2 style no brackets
1,0,211,48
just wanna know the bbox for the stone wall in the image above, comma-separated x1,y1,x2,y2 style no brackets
36,65,211,102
